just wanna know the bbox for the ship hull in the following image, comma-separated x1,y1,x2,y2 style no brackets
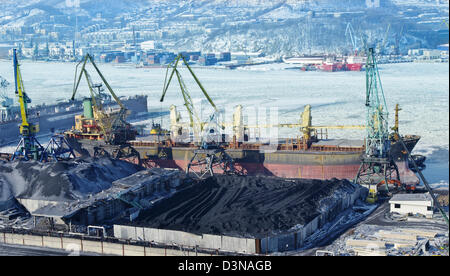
345,63,363,71
390,135,420,161
135,148,417,184
317,64,337,72
65,132,421,185
68,138,419,185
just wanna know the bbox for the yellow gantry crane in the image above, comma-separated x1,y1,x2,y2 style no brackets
11,49,75,162
11,49,45,161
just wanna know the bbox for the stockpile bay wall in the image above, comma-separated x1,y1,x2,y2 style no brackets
0,231,215,256
114,185,363,254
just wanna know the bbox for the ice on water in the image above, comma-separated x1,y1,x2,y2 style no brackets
0,60,448,185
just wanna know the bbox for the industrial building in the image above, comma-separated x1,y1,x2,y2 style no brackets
389,193,434,218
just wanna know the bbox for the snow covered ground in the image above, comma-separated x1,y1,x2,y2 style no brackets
0,60,448,187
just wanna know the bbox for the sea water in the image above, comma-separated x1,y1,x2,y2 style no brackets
0,59,448,186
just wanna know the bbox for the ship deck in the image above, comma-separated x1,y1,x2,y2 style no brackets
312,139,364,148
130,135,365,153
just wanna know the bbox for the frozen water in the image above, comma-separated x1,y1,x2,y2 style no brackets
0,59,447,183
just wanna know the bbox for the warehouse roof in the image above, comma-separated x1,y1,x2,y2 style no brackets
390,193,433,202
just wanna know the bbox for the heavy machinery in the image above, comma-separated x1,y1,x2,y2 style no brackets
10,49,45,161
160,54,236,179
160,54,219,139
354,47,400,202
10,49,75,162
345,22,359,55
64,54,139,162
66,54,137,145
376,23,391,56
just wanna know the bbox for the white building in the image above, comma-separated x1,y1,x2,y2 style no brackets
389,193,434,218
422,49,442,59
140,40,155,51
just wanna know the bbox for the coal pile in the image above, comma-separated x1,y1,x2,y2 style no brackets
129,175,357,238
0,157,143,204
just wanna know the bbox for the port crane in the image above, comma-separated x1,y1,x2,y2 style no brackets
160,54,218,137
69,54,137,145
345,23,359,55
10,49,45,161
354,48,400,200
10,49,75,162
160,54,236,179
376,24,391,56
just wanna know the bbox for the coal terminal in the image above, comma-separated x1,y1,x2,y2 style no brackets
125,175,360,238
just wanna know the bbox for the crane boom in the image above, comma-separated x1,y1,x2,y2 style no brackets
161,54,217,111
345,23,358,53
13,49,37,136
71,54,125,110
160,54,218,131
87,54,125,110
66,53,136,145
14,49,29,128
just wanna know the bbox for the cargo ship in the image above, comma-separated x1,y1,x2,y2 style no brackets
316,57,345,72
67,130,420,185
66,105,421,185
345,55,365,71
316,56,365,72
283,56,364,72
0,94,149,146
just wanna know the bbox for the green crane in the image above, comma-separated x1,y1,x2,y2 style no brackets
72,54,125,110
355,48,400,198
365,48,390,158
71,54,135,145
160,54,218,137
160,54,236,179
